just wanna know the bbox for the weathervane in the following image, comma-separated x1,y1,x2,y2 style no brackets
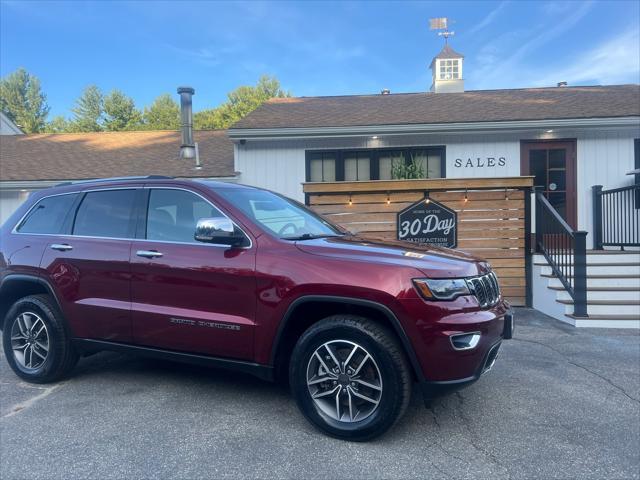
429,17,455,44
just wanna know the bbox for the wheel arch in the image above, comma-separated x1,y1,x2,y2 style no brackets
271,295,424,383
0,274,63,331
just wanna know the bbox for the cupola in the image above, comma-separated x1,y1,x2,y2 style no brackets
430,44,464,93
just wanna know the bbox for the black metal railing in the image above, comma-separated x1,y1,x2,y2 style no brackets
592,184,640,249
535,191,587,317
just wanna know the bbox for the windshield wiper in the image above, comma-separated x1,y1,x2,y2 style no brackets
282,233,343,241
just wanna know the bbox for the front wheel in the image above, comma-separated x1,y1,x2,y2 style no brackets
289,315,412,441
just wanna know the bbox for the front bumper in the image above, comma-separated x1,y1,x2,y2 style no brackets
418,308,514,403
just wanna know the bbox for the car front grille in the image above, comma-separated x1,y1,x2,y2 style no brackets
466,272,501,308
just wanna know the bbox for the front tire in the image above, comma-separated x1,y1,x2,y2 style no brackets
2,294,78,383
289,314,412,441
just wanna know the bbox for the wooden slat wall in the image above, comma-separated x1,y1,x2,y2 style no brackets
304,177,534,307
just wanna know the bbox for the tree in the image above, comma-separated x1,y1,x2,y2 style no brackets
44,116,72,133
193,108,225,130
0,68,50,133
142,94,180,130
194,75,290,130
103,89,142,131
71,85,103,132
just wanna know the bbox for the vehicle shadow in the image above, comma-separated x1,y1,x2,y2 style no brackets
70,349,433,438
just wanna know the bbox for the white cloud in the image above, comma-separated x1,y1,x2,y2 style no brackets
468,1,509,35
468,1,595,88
163,43,241,67
529,27,640,86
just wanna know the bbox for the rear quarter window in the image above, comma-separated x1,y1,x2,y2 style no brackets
16,193,78,234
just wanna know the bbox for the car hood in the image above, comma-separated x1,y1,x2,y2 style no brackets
294,235,489,278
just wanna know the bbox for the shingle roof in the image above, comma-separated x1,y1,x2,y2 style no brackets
430,44,464,67
0,129,235,182
231,84,640,130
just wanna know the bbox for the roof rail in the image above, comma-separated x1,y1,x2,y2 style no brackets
55,175,173,187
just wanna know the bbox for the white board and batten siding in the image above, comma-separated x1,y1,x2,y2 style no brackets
576,130,639,244
0,190,31,226
235,127,639,248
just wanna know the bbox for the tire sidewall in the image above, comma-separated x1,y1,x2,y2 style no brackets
2,296,65,382
290,321,406,441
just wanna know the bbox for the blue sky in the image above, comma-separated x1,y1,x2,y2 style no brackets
1,0,639,118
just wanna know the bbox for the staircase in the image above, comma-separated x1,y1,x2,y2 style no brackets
533,251,640,328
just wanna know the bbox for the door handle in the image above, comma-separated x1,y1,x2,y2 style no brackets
50,243,73,251
136,250,163,259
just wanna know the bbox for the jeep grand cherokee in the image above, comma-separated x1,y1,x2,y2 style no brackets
0,177,513,441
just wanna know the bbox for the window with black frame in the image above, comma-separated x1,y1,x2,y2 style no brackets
308,152,336,182
306,146,445,182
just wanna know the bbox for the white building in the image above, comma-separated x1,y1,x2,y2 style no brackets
229,45,639,250
227,45,639,327
0,112,24,135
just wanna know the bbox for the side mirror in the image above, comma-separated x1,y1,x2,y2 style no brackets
194,218,246,246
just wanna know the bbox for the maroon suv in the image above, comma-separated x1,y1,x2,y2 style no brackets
0,177,513,440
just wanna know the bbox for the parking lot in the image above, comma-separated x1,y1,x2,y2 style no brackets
1,308,639,479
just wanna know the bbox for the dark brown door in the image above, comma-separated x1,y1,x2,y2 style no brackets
521,140,577,229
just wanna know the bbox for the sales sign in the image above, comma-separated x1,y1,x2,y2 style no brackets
397,198,457,248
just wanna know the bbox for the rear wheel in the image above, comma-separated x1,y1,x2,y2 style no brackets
289,314,412,441
2,294,78,383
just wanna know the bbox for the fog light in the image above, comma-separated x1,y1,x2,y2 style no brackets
450,332,481,351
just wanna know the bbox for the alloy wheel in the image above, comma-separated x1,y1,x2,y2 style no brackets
10,311,50,370
306,340,383,423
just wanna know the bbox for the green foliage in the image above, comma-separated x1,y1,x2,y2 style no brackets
391,153,425,179
103,90,142,131
71,85,103,132
1,70,289,134
142,94,180,130
194,75,290,130
44,116,72,133
0,68,50,133
193,108,225,130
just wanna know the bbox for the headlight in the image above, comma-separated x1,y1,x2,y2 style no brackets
413,278,470,301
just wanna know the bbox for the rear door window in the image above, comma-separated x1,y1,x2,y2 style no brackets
73,189,137,238
17,193,78,234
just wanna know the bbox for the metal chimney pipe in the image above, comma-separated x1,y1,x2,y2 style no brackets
177,86,196,160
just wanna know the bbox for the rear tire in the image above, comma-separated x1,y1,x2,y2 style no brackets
2,294,78,383
289,314,412,441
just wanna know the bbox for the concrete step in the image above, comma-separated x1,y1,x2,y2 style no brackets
545,275,640,289
564,314,640,329
553,287,640,302
557,299,640,316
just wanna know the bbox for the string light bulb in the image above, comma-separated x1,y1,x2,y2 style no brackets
348,193,353,206
505,188,509,200
425,198,431,204
463,189,468,202
386,192,391,205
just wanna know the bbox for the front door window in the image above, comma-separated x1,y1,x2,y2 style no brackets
522,141,577,228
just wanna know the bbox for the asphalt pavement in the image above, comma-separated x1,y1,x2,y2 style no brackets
1,308,639,479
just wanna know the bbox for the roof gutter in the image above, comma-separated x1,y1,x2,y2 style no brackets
228,116,640,141
0,175,240,189
0,180,62,190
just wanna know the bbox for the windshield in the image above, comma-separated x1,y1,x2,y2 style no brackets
217,188,344,240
